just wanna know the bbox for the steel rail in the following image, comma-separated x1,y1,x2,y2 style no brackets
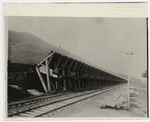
8,84,125,118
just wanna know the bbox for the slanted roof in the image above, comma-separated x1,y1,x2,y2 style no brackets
8,30,126,80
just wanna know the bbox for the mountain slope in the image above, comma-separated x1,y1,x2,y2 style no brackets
8,30,75,65
8,30,126,80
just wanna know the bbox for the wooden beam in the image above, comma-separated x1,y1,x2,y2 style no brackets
73,61,78,71
79,63,84,70
94,69,97,77
69,60,74,69
91,67,94,77
46,59,51,92
93,68,97,78
82,64,86,71
39,66,54,78
96,69,99,78
81,64,86,76
37,52,55,67
74,80,77,89
85,66,90,76
91,67,95,76
48,54,54,64
51,81,56,91
39,66,47,74
94,68,97,75
83,65,88,74
62,67,66,89
78,80,81,88
64,58,69,68
88,67,92,77
55,55,62,70
55,81,58,90
35,66,48,93
69,80,72,89
39,63,46,67
80,63,85,72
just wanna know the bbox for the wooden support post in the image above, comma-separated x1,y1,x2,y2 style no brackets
56,81,58,90
69,80,72,90
78,80,81,88
37,52,55,67
63,79,66,90
51,81,56,91
82,80,84,88
46,59,51,92
90,81,91,87
83,65,88,76
80,80,82,88
86,81,88,88
83,80,84,88
74,80,77,89
36,66,48,93
69,60,74,69
78,63,83,70
62,64,66,90
85,81,87,88
56,55,62,69
93,81,94,87
64,58,68,68
68,60,74,90
73,61,78,71
90,81,92,87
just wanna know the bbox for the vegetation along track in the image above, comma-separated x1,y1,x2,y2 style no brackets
8,84,125,118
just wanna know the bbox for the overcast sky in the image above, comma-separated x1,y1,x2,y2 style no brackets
8,17,147,80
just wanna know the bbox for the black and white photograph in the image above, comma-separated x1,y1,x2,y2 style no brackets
3,2,148,120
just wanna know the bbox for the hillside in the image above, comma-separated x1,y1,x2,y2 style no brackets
8,30,76,65
116,72,147,88
8,30,124,79
8,30,96,65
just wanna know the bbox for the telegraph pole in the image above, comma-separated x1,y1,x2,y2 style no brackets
126,53,134,109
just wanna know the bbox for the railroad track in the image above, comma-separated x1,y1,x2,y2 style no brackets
8,87,106,116
8,84,125,118
8,91,78,109
8,86,105,109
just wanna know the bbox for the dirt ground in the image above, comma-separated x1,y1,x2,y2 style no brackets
49,85,148,119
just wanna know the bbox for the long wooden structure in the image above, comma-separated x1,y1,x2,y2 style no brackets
8,30,127,93
36,51,127,93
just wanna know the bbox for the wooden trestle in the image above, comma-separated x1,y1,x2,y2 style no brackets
36,51,127,93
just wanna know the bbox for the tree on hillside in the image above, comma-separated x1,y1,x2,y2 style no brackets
142,70,147,78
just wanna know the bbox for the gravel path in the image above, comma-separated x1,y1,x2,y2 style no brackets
50,85,146,118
